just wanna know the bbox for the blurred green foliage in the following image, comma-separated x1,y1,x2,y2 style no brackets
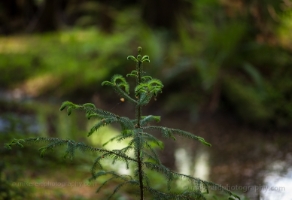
0,101,99,199
169,0,292,129
0,161,32,200
0,29,134,96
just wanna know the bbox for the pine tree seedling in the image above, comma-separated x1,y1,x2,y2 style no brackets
6,47,240,200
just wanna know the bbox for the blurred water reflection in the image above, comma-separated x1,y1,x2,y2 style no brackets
261,159,292,200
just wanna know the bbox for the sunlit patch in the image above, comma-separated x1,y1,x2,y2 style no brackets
87,120,132,174
87,120,121,148
175,148,191,175
175,148,191,189
175,147,210,190
277,8,292,49
0,36,30,53
193,149,210,181
19,74,61,97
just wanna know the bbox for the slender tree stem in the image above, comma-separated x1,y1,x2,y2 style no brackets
137,140,144,200
136,59,144,200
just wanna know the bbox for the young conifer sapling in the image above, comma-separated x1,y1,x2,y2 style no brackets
6,47,240,200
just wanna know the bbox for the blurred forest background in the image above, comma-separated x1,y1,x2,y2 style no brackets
1,0,292,199
1,0,292,129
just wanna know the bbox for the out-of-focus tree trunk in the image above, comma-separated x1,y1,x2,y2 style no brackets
141,0,188,31
0,0,36,34
27,0,63,33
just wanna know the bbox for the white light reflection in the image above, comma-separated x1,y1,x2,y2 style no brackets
175,147,210,189
261,161,292,200
193,150,210,180
175,148,191,175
